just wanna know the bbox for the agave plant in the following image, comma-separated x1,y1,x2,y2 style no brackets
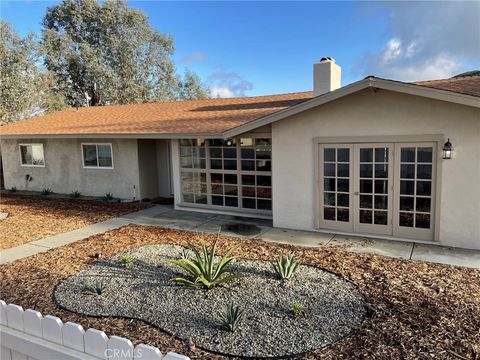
272,252,299,281
119,254,134,267
169,231,242,290
83,280,107,296
215,302,243,332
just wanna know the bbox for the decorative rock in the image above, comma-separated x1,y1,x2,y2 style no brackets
0,212,9,220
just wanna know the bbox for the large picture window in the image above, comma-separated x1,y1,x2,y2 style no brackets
82,143,113,169
19,144,45,167
180,137,272,212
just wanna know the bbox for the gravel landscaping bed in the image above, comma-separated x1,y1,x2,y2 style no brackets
53,244,365,358
0,194,148,249
1,225,479,359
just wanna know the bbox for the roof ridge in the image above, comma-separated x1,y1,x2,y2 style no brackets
415,74,480,85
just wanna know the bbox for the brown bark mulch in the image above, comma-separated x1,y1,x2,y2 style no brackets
0,225,479,359
0,194,149,250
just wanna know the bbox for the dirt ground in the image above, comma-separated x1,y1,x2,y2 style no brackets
0,194,149,249
0,225,478,359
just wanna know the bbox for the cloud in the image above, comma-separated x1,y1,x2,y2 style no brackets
356,2,480,81
180,51,207,64
208,71,253,98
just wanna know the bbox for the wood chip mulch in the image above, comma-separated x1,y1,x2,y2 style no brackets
0,225,479,360
0,194,149,250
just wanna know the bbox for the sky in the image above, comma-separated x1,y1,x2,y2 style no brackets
1,1,479,97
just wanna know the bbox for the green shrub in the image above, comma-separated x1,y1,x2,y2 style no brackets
273,252,299,281
41,188,52,195
103,192,114,201
215,302,243,332
169,232,242,290
9,186,17,193
120,255,134,267
70,190,81,198
290,300,304,316
83,280,107,296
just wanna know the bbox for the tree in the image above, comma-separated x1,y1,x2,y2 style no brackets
178,69,210,100
0,20,66,124
41,0,208,107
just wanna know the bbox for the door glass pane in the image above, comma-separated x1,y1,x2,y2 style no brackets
360,164,373,178
324,207,335,220
374,180,388,194
337,178,349,192
375,164,388,178
375,148,389,162
322,146,351,224
360,148,373,162
374,211,388,225
337,148,349,162
360,180,373,193
374,195,388,209
324,148,335,161
401,148,416,162
360,210,372,224
337,208,349,222
360,195,372,209
398,146,434,231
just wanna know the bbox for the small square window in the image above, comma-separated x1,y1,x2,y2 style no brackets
20,144,45,167
82,144,113,168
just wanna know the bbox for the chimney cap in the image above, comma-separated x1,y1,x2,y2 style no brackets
320,56,335,62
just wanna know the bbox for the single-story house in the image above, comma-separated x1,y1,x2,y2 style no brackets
1,58,479,250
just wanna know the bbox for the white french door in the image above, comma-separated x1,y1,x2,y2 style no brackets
318,142,436,241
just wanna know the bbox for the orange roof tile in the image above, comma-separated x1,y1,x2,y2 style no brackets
414,72,480,97
0,92,312,137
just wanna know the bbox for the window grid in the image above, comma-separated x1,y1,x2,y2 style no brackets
323,147,350,222
180,138,272,212
399,147,433,229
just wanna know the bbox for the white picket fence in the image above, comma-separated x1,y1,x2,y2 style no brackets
0,300,190,360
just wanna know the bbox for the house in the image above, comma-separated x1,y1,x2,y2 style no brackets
1,58,479,250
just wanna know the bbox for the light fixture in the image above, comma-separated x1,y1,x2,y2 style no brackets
224,138,233,147
442,138,453,159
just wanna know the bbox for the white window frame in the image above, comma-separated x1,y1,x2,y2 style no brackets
81,143,114,169
19,143,45,168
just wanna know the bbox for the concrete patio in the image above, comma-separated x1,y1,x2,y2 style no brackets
1,204,479,268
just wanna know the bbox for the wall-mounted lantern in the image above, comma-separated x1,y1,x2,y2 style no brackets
442,138,453,159
223,138,234,147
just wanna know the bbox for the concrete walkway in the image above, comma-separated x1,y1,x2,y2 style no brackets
1,205,479,269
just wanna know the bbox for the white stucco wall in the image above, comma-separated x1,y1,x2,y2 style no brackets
272,89,480,249
0,138,140,199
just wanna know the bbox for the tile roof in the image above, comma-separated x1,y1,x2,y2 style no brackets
414,72,480,97
0,92,312,136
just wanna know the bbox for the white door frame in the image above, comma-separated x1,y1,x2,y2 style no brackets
314,135,444,242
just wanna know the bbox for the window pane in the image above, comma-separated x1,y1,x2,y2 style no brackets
415,214,430,229
223,160,237,170
360,180,373,194
241,148,255,159
242,186,256,197
224,185,238,196
400,180,414,195
399,212,414,227
243,198,256,209
242,175,255,185
417,148,432,162
195,195,208,204
374,180,388,194
337,178,349,192
359,210,372,224
223,147,236,158
360,164,372,178
83,145,97,166
337,193,349,207
256,160,271,172
180,147,191,156
225,197,238,207
337,208,349,222
400,196,414,211
416,197,431,213
375,148,388,163
337,148,349,162
374,211,388,225
211,173,223,184
241,160,255,171
210,148,222,158
95,144,110,167
360,148,373,162
360,195,372,209
180,157,192,168
257,176,271,187
401,148,416,162
374,195,388,209
31,145,45,165
183,194,194,203
417,164,432,179
256,147,271,160
375,164,388,178
324,163,335,177
324,148,335,162
337,164,349,177
240,138,253,147
324,207,335,220
324,192,336,206
20,145,33,165
212,196,223,206
224,174,237,184
257,199,272,210
210,159,222,169
211,184,223,195
416,181,431,196
400,164,415,179
256,187,271,199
